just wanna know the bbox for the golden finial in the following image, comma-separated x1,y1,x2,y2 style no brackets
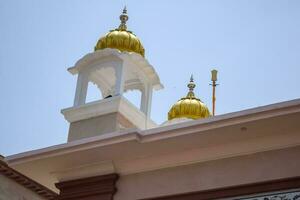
211,69,218,82
119,6,128,30
187,75,196,98
210,69,218,116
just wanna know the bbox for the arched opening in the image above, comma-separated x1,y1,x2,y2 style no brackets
85,82,103,103
123,90,142,109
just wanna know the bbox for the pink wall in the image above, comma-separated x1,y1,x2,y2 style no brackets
115,145,300,200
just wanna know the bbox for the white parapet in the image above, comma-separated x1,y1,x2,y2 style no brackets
61,95,157,130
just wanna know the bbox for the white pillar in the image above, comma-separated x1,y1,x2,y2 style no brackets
140,88,146,112
114,63,126,96
73,71,89,106
140,83,153,118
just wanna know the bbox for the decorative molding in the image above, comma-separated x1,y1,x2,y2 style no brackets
55,173,119,200
0,159,57,200
62,95,121,122
51,160,115,182
6,98,300,191
68,48,163,90
61,95,157,129
141,176,300,200
115,134,300,176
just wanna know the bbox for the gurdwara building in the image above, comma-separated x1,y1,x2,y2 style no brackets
1,8,300,200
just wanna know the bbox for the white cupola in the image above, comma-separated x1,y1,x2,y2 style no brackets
61,9,163,141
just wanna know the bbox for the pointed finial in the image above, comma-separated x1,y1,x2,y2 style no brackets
190,74,194,82
119,6,129,30
187,74,196,98
211,69,218,81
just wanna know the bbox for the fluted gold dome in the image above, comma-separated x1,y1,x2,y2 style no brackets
168,76,211,120
94,7,145,57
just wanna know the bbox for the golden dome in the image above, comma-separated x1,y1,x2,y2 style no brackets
94,7,145,57
168,76,211,120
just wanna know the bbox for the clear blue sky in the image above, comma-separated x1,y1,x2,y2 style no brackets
1,0,300,156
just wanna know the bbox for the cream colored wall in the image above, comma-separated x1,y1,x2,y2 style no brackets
115,145,300,200
0,174,46,200
68,113,119,141
68,112,135,141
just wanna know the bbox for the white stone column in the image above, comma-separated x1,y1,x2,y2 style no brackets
73,71,89,106
114,63,126,96
140,88,146,112
140,83,153,118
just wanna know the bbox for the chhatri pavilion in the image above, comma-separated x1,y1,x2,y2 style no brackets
1,8,300,200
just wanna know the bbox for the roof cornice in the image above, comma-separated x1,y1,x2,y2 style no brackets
5,98,300,191
0,159,57,199
6,98,300,165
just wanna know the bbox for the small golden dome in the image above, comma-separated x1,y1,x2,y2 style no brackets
94,7,145,57
168,76,211,120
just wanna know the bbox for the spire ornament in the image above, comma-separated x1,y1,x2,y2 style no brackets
118,6,128,30
187,75,196,98
210,69,218,116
